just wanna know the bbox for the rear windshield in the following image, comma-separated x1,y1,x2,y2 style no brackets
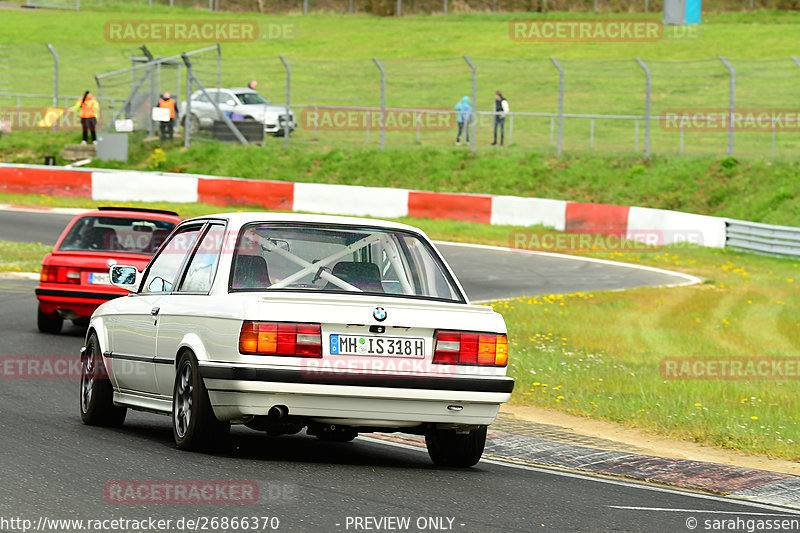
57,216,177,254
230,223,465,303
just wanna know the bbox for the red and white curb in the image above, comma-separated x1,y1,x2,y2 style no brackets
0,163,727,249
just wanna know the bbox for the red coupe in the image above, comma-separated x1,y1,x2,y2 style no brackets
35,207,182,333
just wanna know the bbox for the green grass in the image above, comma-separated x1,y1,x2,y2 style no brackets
0,240,53,273
4,132,800,226
497,246,800,460
1,190,799,459
2,10,800,155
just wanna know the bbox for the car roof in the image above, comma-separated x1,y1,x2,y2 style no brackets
78,209,182,222
183,212,425,234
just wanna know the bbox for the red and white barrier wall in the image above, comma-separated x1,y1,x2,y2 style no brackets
0,163,726,248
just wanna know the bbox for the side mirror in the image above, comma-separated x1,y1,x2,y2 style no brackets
110,265,140,292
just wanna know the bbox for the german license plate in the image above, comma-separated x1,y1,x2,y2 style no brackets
329,334,425,358
88,272,110,285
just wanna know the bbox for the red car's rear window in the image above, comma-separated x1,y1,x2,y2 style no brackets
57,216,177,254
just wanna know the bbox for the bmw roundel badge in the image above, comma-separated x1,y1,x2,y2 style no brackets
373,307,387,322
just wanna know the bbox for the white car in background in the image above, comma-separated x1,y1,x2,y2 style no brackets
180,87,297,136
80,213,514,467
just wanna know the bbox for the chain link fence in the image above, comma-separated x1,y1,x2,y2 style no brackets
2,43,800,157
21,0,800,14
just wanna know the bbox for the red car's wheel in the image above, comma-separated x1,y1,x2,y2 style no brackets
37,305,63,334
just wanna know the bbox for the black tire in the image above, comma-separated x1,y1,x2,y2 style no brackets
425,426,487,468
172,352,230,452
313,425,358,443
37,305,63,334
80,334,126,427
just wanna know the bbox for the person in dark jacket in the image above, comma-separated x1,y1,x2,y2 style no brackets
492,91,509,146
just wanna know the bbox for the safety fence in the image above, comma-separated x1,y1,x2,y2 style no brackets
21,0,794,14
2,44,800,157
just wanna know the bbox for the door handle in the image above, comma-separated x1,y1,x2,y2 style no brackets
151,307,160,316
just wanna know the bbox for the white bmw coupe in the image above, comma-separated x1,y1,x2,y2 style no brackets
80,213,514,467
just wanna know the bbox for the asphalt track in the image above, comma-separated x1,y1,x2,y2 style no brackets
0,209,692,301
3,209,793,533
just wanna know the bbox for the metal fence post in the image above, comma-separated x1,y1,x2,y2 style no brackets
47,44,58,132
443,0,447,14
373,58,386,149
635,57,651,158
216,43,222,92
184,62,192,148
350,0,353,14
303,0,308,15
148,66,155,138
463,55,476,154
280,55,291,148
593,0,598,12
396,0,401,16
550,57,564,156
719,56,735,156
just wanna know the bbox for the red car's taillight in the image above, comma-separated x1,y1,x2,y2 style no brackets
40,266,80,284
239,321,322,357
433,330,509,367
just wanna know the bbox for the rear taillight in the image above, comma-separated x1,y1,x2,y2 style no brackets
40,266,80,284
433,330,509,367
239,321,322,357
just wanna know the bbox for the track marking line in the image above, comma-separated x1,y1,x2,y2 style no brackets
607,506,794,516
435,240,703,289
357,436,800,516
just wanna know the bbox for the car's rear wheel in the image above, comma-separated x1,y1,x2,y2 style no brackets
172,352,230,451
425,426,487,468
80,333,126,427
37,305,62,334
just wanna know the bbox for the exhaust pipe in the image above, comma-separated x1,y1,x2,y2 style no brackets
268,405,288,420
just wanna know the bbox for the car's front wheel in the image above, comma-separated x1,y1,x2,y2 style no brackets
80,333,126,427
37,305,63,334
425,426,487,468
172,352,230,451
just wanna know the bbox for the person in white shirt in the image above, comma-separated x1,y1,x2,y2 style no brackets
492,91,509,146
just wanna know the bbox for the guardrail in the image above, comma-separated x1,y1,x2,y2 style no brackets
725,219,800,258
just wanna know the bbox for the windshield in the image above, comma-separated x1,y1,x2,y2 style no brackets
230,223,464,302
236,93,269,105
57,216,177,254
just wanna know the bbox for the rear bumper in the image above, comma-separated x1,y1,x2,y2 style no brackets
35,287,121,317
200,363,513,427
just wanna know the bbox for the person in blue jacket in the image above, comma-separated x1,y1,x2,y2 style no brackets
454,95,472,145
